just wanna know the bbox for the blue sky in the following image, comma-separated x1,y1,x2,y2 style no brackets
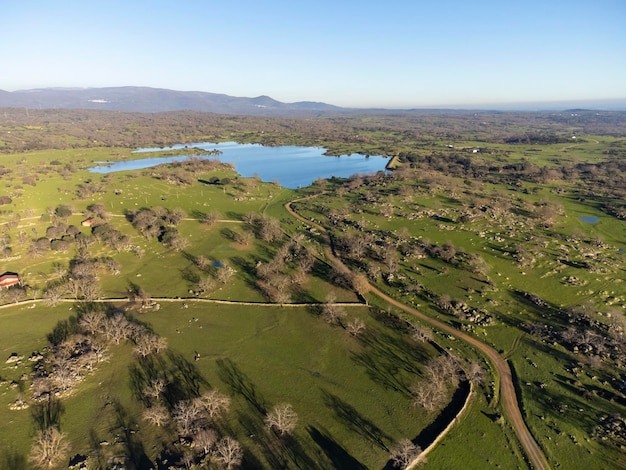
1,0,625,107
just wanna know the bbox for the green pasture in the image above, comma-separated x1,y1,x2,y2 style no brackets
508,337,626,469
425,392,526,470
0,132,624,469
0,301,452,468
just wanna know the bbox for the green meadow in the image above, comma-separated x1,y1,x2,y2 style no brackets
0,110,624,469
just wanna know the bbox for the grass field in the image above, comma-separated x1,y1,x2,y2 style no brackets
0,301,452,468
0,123,624,469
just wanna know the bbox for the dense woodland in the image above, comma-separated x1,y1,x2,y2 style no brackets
2,108,626,154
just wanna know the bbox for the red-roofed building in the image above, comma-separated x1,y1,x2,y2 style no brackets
0,272,20,289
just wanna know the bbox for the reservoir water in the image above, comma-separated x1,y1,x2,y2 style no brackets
89,142,389,189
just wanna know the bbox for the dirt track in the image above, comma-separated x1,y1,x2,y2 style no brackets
285,197,550,470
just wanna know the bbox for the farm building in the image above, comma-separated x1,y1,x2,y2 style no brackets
0,272,21,288
81,217,94,227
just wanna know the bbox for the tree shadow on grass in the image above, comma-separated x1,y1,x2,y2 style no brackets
351,327,428,397
273,432,319,470
321,390,392,451
164,351,210,404
128,354,168,406
309,259,335,284
225,211,243,221
243,412,320,470
31,396,65,431
88,428,108,470
235,412,275,469
308,425,367,470
229,255,260,284
111,399,152,470
217,358,267,415
220,227,238,242
189,209,206,220
1,449,26,470
289,285,318,304
129,352,210,408
180,265,200,285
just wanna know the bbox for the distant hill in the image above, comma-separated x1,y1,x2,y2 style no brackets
0,86,344,116
1,87,624,115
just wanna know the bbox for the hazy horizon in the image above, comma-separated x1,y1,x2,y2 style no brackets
2,86,625,112
1,1,625,108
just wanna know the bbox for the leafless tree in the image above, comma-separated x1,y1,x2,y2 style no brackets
197,276,215,294
390,438,422,469
199,389,231,420
165,207,186,226
28,426,70,469
177,448,196,470
321,293,346,325
437,294,452,312
351,273,370,297
411,379,446,412
295,246,315,273
103,313,133,344
381,244,399,273
143,378,166,399
265,403,298,436
427,355,461,388
467,361,485,385
256,261,278,281
85,202,109,222
169,233,189,252
216,262,235,284
90,338,108,364
272,287,292,305
7,286,26,304
195,255,211,271
50,356,77,392
467,253,490,275
234,230,253,246
43,283,66,306
134,333,168,357
346,317,366,336
409,323,433,343
257,215,283,243
193,428,217,455
142,403,170,427
78,310,106,336
173,398,206,436
339,232,368,259
292,266,308,286
242,212,256,225
201,211,221,226
214,436,243,469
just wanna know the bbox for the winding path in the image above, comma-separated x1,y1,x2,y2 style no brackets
285,196,551,470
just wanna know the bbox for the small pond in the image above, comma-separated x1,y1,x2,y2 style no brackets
89,141,389,189
579,216,600,224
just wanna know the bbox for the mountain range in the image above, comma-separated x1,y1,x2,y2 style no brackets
1,87,625,115
0,86,343,116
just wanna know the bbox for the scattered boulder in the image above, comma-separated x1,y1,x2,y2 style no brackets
5,353,23,364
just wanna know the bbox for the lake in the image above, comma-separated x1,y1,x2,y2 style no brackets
89,142,389,189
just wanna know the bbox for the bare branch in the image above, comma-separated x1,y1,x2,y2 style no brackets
265,403,298,436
